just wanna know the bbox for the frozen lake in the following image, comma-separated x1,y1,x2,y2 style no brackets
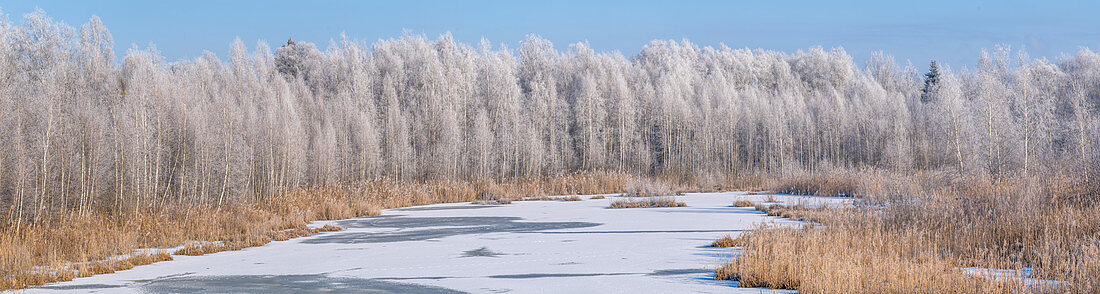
24,192,845,293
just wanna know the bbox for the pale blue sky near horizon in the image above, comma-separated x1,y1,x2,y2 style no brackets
0,0,1098,69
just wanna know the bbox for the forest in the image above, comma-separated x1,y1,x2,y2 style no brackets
1,10,1098,291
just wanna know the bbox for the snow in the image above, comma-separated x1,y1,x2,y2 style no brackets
961,267,1066,290
19,192,846,293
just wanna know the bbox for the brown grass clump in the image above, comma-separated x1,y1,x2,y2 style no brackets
590,195,606,199
732,200,755,207
517,195,583,201
711,234,739,248
0,172,635,290
609,196,686,208
313,224,342,232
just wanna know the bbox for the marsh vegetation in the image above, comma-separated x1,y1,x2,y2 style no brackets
0,9,1096,291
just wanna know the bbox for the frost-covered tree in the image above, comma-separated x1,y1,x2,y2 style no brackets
1,10,1098,223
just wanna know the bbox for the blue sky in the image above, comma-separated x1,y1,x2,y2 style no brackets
1,0,1098,68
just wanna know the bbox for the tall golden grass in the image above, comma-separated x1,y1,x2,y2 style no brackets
0,171,640,290
718,170,1100,293
770,171,859,197
623,179,677,197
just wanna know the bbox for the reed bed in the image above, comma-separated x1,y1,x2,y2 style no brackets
718,170,1100,293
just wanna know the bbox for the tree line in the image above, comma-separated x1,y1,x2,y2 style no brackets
1,11,1097,219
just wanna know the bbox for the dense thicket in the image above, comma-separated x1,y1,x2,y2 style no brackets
1,11,1098,221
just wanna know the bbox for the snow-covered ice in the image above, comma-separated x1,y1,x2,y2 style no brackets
20,192,844,293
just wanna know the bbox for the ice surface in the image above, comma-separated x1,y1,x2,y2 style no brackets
23,192,837,293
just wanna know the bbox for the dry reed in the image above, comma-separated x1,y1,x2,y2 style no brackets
0,172,637,290
771,171,859,197
717,170,1100,293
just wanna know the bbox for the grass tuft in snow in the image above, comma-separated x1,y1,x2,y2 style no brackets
461,247,505,258
732,199,756,207
518,195,583,201
609,196,685,208
710,235,738,248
